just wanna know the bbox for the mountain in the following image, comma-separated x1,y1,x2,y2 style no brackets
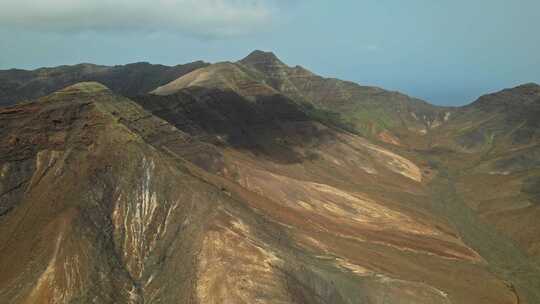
439,83,540,149
0,82,516,304
151,50,452,147
140,54,540,303
425,83,540,270
0,61,209,107
1,52,540,303
0,82,233,303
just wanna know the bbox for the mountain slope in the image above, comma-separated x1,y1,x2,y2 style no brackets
151,50,452,147
0,82,525,303
1,52,540,303
143,56,540,302
0,82,220,303
138,83,530,303
0,61,209,107
434,83,540,151
0,82,346,303
426,83,540,267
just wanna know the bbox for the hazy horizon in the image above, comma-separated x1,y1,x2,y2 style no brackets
1,0,539,106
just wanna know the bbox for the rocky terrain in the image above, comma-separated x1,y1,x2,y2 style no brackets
0,51,539,303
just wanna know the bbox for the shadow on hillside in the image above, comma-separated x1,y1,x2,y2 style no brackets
134,86,349,164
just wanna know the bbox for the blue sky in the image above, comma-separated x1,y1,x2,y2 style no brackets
0,0,539,105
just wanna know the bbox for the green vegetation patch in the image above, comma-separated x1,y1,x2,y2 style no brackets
300,102,357,134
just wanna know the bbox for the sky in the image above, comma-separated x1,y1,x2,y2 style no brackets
0,0,539,106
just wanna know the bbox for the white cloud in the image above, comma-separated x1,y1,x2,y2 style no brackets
0,0,281,37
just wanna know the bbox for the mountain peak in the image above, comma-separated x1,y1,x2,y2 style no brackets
239,50,285,67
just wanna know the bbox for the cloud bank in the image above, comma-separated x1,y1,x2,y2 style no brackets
0,0,282,37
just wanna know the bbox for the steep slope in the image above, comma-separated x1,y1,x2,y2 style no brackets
2,52,540,303
0,61,209,106
434,83,540,151
138,83,527,303
237,50,452,143
151,50,451,146
143,57,540,302
1,82,356,303
151,62,278,98
426,83,540,266
0,83,524,303
0,82,220,303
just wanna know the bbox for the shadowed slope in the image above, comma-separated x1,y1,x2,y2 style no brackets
149,50,451,147
0,61,209,107
238,50,452,142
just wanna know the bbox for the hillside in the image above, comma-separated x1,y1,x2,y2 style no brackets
0,61,209,107
151,50,452,146
425,83,540,269
1,52,540,303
